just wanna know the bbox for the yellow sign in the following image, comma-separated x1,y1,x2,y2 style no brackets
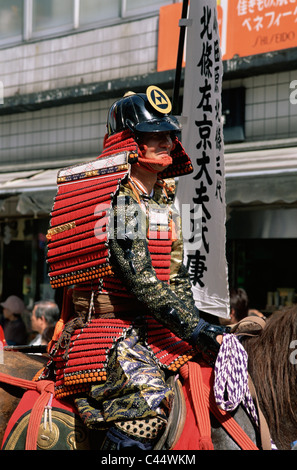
146,86,172,114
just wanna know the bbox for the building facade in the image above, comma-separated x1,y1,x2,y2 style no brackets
0,0,296,314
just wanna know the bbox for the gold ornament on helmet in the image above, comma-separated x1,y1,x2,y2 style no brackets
146,86,172,114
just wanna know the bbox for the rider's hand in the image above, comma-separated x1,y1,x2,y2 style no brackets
190,321,230,366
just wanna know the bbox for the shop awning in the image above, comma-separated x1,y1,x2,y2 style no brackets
0,169,58,195
226,170,297,205
0,168,59,217
225,146,297,205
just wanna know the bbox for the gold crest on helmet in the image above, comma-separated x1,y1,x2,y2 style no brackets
146,86,172,114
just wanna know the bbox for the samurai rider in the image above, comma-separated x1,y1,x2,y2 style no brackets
43,87,229,450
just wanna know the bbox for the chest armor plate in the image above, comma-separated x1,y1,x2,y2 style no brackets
47,153,174,290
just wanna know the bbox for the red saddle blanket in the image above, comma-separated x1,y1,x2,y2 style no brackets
1,390,92,450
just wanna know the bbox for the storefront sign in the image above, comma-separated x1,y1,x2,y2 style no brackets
157,0,297,71
175,0,230,318
157,2,185,72
222,0,297,59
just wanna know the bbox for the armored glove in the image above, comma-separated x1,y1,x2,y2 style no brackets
190,318,231,365
158,306,230,366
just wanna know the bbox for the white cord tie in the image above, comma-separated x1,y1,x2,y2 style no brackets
214,333,259,426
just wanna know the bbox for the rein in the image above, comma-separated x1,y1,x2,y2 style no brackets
177,318,273,450
0,372,54,450
179,361,259,450
213,332,274,450
214,334,259,425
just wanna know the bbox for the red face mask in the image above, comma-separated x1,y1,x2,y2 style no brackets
137,132,176,174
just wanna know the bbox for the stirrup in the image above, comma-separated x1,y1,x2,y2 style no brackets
154,375,186,450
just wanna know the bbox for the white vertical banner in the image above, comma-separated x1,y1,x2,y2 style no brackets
175,0,230,318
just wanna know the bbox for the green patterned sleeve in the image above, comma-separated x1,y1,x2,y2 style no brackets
108,193,201,343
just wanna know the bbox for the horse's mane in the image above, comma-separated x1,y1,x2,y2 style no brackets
243,306,297,449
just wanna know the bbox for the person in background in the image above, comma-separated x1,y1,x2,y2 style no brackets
30,300,60,346
220,288,266,325
219,287,249,326
0,295,27,345
248,308,266,320
229,287,249,323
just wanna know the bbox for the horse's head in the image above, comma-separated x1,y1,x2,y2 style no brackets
243,306,297,450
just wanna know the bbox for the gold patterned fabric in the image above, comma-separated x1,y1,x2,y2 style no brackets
74,330,174,427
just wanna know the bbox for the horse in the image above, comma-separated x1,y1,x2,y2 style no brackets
0,349,258,451
0,350,48,447
242,306,297,450
0,307,296,450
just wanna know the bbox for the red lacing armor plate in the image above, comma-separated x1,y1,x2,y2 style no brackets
53,316,194,399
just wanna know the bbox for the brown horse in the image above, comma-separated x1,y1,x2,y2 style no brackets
0,350,47,447
0,308,296,450
243,306,297,450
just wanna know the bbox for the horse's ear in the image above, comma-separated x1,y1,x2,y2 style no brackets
230,316,266,338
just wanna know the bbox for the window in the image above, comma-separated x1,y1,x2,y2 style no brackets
0,0,177,46
124,0,172,16
32,0,74,35
79,0,120,26
0,0,23,42
222,88,245,143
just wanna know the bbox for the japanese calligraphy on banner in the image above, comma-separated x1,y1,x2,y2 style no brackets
175,0,230,318
157,1,297,72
